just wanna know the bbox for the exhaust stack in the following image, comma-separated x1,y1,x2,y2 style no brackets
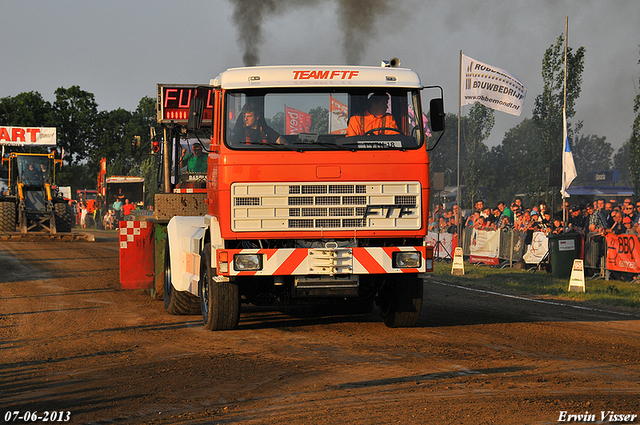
381,57,401,68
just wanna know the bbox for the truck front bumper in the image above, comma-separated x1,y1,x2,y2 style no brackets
216,246,433,277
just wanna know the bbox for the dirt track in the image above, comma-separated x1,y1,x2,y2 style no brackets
1,232,640,424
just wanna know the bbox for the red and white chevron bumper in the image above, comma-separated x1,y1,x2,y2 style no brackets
216,246,433,276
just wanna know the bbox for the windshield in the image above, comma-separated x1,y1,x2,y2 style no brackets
179,137,210,174
224,89,429,151
17,156,51,186
79,191,98,201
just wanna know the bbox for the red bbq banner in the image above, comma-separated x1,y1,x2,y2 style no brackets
606,233,640,274
285,106,311,135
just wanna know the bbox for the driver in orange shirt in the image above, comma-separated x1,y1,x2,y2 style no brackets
346,92,399,136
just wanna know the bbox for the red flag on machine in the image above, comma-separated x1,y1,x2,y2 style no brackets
285,106,311,135
329,95,348,134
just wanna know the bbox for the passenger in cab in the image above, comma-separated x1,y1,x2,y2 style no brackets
346,92,399,136
230,103,283,145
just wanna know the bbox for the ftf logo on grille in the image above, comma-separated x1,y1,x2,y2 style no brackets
363,204,416,219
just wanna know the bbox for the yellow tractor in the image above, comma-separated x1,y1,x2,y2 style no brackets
0,152,73,233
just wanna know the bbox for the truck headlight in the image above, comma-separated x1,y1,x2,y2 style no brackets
234,254,263,271
393,251,421,269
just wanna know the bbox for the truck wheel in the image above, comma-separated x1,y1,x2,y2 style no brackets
378,275,423,328
199,243,240,331
0,201,17,232
163,241,201,315
54,203,74,232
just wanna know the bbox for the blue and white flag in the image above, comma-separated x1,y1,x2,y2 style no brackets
561,108,577,198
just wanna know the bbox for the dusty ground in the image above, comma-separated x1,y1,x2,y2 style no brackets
1,231,640,424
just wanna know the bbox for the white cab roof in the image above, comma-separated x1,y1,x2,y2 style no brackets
211,65,422,90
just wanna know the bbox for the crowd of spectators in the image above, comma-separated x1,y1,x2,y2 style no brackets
73,194,146,231
429,197,640,237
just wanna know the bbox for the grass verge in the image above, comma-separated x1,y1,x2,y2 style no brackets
429,260,640,312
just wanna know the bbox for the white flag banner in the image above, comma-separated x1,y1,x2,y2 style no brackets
561,108,577,198
0,126,57,146
461,54,527,116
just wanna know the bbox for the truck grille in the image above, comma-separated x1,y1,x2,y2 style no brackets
231,182,421,231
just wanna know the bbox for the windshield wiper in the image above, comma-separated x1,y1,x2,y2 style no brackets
243,140,303,152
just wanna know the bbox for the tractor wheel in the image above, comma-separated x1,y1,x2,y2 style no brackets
0,201,17,232
378,275,423,328
54,202,74,232
163,240,201,315
199,243,240,331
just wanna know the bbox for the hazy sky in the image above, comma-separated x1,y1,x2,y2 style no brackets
1,0,638,152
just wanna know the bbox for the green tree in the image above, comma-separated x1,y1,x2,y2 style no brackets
0,88,162,199
572,134,613,185
428,109,493,208
532,34,585,192
93,108,135,176
139,155,160,206
133,96,158,130
613,140,631,186
266,111,284,134
0,92,54,162
461,103,494,207
309,107,328,133
91,97,160,203
487,118,546,205
0,91,53,128
49,86,99,166
129,96,162,205
428,113,459,190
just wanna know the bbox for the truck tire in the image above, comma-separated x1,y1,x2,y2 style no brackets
163,241,201,315
0,201,17,232
199,243,240,330
378,275,423,328
54,202,74,232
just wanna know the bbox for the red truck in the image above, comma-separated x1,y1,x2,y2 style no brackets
124,61,445,330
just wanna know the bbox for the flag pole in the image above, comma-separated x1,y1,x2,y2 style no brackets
562,17,568,227
328,97,332,134
457,50,462,236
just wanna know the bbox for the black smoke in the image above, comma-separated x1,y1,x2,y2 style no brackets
336,0,392,65
229,0,395,66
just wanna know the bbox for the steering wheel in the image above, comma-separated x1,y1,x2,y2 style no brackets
364,127,403,136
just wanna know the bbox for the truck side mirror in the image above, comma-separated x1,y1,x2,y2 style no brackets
187,97,205,132
429,98,445,132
